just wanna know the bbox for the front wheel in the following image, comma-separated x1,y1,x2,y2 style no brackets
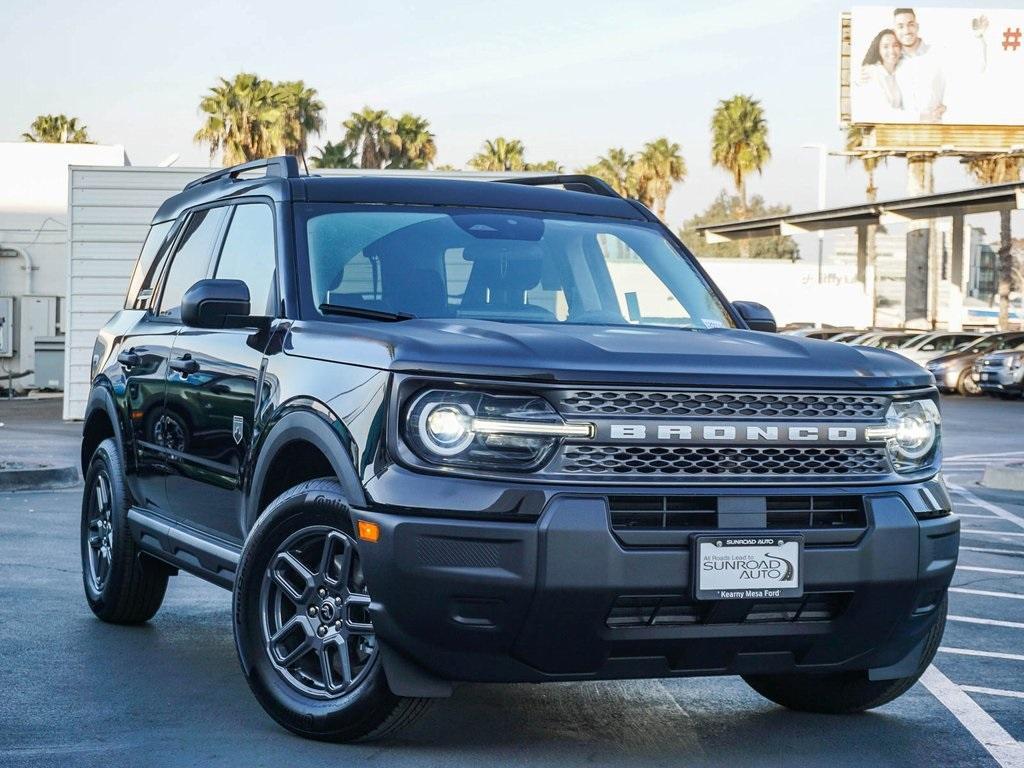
743,596,946,713
233,478,429,741
956,369,981,396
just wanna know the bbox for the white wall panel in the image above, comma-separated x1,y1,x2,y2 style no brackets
64,166,207,419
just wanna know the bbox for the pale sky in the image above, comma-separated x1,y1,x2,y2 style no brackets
3,0,1015,244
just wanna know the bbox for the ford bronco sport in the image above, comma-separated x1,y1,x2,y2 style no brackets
81,156,958,741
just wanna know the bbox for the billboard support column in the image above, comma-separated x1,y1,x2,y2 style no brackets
947,213,965,331
905,153,935,327
856,223,878,326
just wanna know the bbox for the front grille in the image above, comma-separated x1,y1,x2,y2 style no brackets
608,495,717,530
606,592,851,628
766,495,867,528
556,391,889,420
608,494,866,531
563,445,890,478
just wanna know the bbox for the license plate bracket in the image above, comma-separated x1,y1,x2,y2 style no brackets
692,534,803,601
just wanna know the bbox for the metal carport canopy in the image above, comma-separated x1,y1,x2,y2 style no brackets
694,181,1024,243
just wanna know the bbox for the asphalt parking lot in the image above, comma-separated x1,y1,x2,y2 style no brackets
1,396,1022,767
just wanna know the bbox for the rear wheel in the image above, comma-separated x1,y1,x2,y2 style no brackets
233,478,429,741
743,596,946,713
81,437,169,623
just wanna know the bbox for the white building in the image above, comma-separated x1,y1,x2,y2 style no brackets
0,143,128,390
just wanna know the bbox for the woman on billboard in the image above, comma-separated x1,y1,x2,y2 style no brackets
855,23,945,123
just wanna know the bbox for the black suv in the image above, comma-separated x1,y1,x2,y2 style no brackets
81,156,958,741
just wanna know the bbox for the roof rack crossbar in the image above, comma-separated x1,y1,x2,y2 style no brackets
496,174,621,198
184,155,301,191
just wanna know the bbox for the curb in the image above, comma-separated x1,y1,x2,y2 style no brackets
981,463,1024,493
0,465,80,492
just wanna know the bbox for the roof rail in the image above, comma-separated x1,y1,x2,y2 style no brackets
184,155,301,191
497,174,621,198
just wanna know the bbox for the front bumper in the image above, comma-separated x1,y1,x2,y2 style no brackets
352,475,959,686
928,366,962,392
978,367,1024,395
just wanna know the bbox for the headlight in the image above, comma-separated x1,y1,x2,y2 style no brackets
404,389,592,471
866,398,941,473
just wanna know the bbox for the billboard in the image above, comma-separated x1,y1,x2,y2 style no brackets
849,6,1024,126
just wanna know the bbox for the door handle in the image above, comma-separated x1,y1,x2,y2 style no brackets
117,349,141,368
169,354,200,376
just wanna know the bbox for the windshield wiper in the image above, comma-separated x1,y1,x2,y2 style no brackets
319,303,416,322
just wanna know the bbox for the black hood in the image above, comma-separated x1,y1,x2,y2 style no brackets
286,318,933,390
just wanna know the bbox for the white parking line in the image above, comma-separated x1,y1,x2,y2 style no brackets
940,647,1024,662
949,615,1024,630
958,512,1001,519
950,587,1024,601
958,565,1024,577
963,529,1024,539
961,685,1024,701
961,546,1024,556
947,484,1024,532
945,451,1024,462
919,666,1024,768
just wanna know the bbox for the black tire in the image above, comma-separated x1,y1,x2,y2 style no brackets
233,477,429,742
743,596,947,714
81,437,169,623
956,369,980,397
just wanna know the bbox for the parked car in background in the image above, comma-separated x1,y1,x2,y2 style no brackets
857,331,921,350
781,327,856,340
827,330,869,344
974,341,1024,399
927,333,1024,396
893,331,983,365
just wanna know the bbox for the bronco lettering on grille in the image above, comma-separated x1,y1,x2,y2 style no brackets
603,423,865,445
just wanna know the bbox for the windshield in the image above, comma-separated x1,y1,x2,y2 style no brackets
296,205,734,330
961,335,1000,354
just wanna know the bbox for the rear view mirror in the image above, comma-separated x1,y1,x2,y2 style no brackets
733,300,777,333
181,279,251,329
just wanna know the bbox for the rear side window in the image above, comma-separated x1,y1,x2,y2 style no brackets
158,207,229,318
214,204,277,315
124,221,173,309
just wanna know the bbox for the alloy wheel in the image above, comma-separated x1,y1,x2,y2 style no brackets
85,470,115,591
259,525,377,699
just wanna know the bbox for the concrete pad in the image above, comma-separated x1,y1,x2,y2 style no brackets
983,463,1024,493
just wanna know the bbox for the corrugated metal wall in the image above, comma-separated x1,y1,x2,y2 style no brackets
64,166,204,419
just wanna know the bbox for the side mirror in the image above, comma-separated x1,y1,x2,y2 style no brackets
733,300,777,333
181,279,251,329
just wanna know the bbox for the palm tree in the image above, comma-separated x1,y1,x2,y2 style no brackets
468,137,526,171
711,95,771,217
343,107,399,169
711,95,770,257
194,73,283,165
634,138,687,221
525,160,564,172
22,114,93,143
310,140,358,169
967,154,1024,330
582,148,636,198
846,125,888,325
387,113,437,169
275,81,325,160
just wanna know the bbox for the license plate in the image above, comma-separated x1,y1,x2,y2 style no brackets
693,534,803,601
982,373,992,381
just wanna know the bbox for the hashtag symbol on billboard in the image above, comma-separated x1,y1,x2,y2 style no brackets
1003,27,1022,51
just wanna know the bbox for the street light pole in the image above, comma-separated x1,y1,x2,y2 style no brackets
801,143,827,284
